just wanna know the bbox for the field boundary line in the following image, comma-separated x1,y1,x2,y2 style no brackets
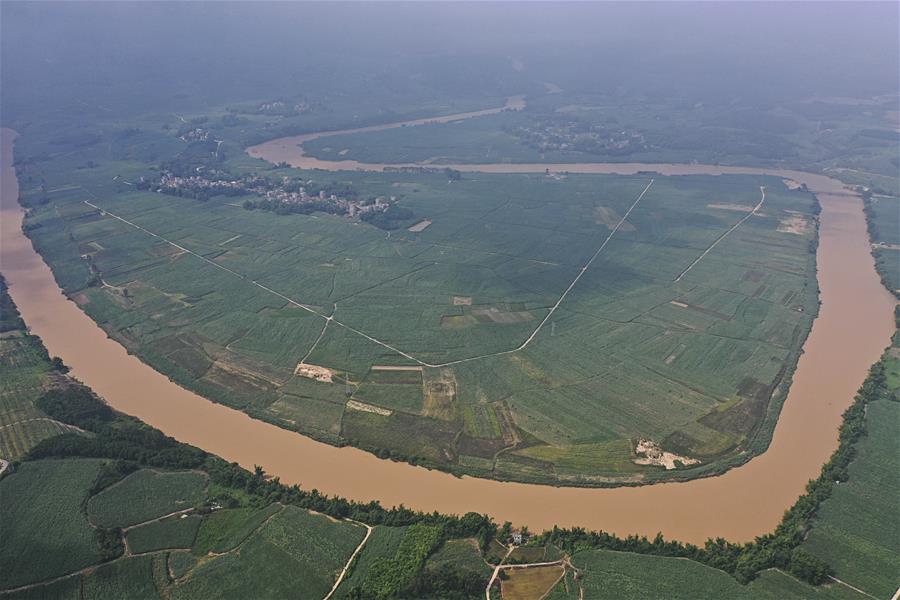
827,576,880,600
486,550,567,600
485,544,515,600
323,520,373,600
0,416,84,433
85,181,658,370
512,179,654,351
673,186,766,282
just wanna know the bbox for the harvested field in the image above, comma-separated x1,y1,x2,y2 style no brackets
707,203,755,212
346,399,392,416
407,219,433,232
501,565,566,600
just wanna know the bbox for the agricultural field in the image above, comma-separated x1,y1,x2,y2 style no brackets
0,459,367,599
126,515,203,554
0,276,77,460
543,337,900,600
14,115,823,484
426,538,493,579
544,550,867,600
334,525,409,597
0,458,108,589
302,89,900,178
172,506,366,600
865,192,900,296
5,245,893,600
191,502,282,555
87,469,208,528
501,565,566,600
801,376,900,598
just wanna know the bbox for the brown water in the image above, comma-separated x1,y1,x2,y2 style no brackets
3,122,896,544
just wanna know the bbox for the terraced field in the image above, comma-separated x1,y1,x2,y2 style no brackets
15,136,821,484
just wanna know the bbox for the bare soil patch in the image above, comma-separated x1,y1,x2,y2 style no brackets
778,210,810,235
707,203,754,212
346,399,392,416
408,219,433,232
423,368,458,421
294,363,334,383
633,439,700,470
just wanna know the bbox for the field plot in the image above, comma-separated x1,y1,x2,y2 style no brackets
334,525,409,597
865,194,900,295
88,469,207,528
191,503,283,555
0,459,107,589
0,277,74,461
19,164,820,484
802,398,900,598
501,565,566,600
547,550,866,600
172,506,365,600
127,515,203,554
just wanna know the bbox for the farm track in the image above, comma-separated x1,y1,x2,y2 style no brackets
674,186,766,282
322,519,373,600
1,501,372,595
0,505,196,595
485,546,571,600
82,179,654,370
0,416,84,433
826,576,880,600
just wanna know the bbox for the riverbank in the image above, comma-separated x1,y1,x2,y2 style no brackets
2,126,896,544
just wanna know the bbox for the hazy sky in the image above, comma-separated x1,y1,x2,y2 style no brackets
2,2,898,121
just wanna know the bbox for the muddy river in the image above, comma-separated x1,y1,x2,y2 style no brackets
2,118,895,544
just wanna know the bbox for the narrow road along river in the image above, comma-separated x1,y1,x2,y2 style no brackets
2,124,895,544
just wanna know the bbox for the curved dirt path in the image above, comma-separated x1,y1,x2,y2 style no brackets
323,520,373,600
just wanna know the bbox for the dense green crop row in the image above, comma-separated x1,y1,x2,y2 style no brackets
0,459,106,588
87,470,207,528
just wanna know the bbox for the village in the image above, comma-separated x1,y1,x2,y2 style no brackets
145,170,398,220
510,115,647,155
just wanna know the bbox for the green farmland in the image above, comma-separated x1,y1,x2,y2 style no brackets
0,279,492,600
0,258,895,599
546,550,867,600
302,89,900,178
0,276,77,461
14,115,822,484
865,193,900,296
